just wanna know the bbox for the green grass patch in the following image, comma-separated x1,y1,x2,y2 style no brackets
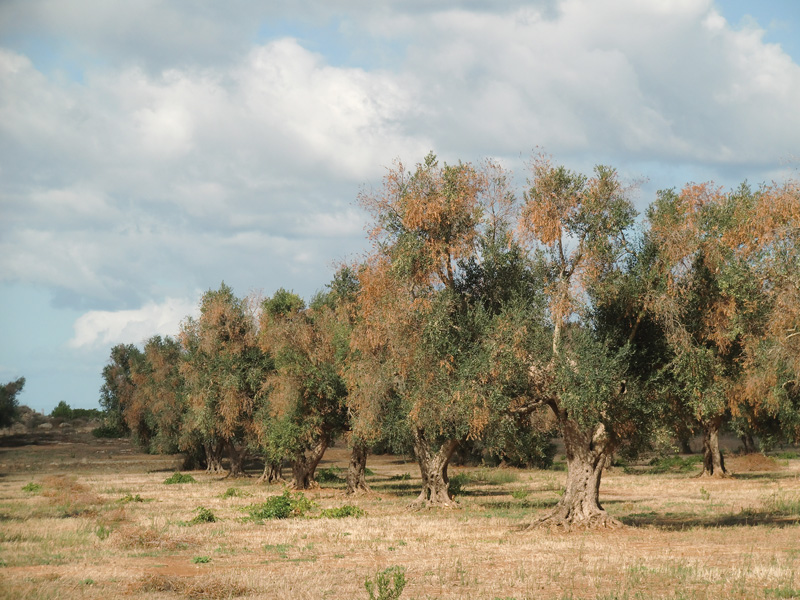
21,482,42,494
192,555,211,564
762,491,800,516
163,472,197,485
319,505,365,518
316,467,344,483
645,455,703,474
221,487,250,499
117,493,147,503
244,490,314,521
189,507,216,524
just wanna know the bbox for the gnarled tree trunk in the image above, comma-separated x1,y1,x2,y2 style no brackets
346,442,371,495
291,436,329,490
225,440,248,478
204,440,226,474
410,428,459,508
701,417,728,477
257,460,283,484
533,419,621,530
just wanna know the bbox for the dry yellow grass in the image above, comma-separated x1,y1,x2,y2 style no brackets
1,433,799,600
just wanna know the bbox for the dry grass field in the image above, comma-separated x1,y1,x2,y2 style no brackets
1,428,799,600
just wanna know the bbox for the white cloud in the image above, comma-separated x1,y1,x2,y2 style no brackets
2,0,800,313
69,296,200,349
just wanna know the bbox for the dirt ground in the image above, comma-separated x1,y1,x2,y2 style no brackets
1,427,799,600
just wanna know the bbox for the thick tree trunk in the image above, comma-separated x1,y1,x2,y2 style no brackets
533,419,621,530
204,441,226,474
701,417,728,477
409,429,459,509
291,436,329,490
225,440,248,478
740,432,756,454
346,443,371,495
257,460,283,484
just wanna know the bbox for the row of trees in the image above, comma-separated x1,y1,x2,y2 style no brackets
100,154,800,528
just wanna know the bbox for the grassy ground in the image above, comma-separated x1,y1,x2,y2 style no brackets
1,431,799,599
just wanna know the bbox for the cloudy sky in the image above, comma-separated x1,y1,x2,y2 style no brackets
1,0,799,413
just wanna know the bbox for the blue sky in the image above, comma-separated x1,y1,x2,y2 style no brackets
1,0,799,413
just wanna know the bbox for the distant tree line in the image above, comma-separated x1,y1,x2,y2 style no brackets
99,153,800,528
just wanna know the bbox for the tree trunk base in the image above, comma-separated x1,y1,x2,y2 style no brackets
525,505,623,531
698,469,731,479
407,496,460,510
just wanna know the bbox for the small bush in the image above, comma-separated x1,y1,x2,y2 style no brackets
511,489,529,500
319,505,365,519
449,473,469,497
192,555,211,564
245,490,314,521
648,455,703,474
118,493,146,503
95,524,112,540
365,566,407,600
221,487,250,499
91,424,126,438
164,472,197,485
22,482,42,494
190,507,216,524
316,467,344,483
389,473,411,481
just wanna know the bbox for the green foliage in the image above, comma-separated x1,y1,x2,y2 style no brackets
319,505,366,518
99,344,141,434
192,555,211,564
91,424,126,438
511,489,529,500
761,491,800,516
647,455,703,474
190,507,216,524
117,493,146,503
316,467,344,483
94,525,112,540
0,377,25,428
364,566,407,600
221,487,250,499
22,482,41,494
245,490,314,520
163,472,196,484
50,400,73,420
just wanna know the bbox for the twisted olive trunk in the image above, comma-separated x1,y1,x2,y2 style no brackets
291,435,329,490
533,419,621,530
346,443,371,495
410,428,459,508
700,417,728,477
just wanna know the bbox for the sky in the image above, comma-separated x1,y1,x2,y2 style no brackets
1,0,799,413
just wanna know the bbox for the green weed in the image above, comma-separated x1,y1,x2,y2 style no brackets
319,505,365,518
221,487,250,499
365,565,407,600
190,506,216,524
22,482,42,494
245,490,314,520
191,555,211,564
163,472,197,484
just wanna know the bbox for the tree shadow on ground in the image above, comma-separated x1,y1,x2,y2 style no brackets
621,510,800,529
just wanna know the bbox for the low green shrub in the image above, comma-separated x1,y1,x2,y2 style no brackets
118,493,146,503
190,507,216,524
365,566,407,600
163,472,197,484
22,482,42,494
316,467,344,483
192,556,211,564
245,490,314,520
319,505,365,519
221,487,250,499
